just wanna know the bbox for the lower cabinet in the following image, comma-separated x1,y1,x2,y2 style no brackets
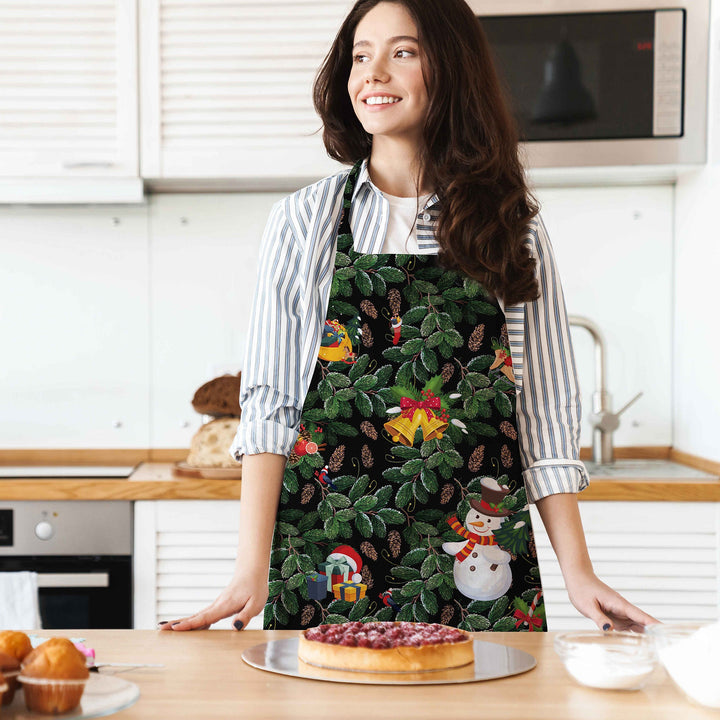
134,500,720,630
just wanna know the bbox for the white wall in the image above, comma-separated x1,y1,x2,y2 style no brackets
0,185,675,450
672,0,720,463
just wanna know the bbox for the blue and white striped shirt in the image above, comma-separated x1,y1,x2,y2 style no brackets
231,159,589,503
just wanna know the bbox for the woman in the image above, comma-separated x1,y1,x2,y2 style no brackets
163,0,657,633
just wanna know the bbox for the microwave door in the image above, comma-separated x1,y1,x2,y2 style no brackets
479,10,683,142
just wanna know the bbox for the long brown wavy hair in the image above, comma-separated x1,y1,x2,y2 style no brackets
313,0,539,306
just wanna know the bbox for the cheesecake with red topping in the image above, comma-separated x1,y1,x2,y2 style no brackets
298,621,474,672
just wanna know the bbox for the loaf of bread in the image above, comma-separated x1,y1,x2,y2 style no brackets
187,418,242,468
191,373,242,417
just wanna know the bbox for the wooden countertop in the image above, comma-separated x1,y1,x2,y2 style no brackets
0,461,718,501
8,629,718,720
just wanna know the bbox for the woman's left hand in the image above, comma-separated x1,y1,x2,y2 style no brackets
566,572,660,632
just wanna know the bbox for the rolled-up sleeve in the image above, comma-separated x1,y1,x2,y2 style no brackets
515,216,590,502
231,200,304,458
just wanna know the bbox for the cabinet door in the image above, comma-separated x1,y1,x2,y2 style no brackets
139,0,352,183
134,501,264,629
530,502,720,630
0,0,140,201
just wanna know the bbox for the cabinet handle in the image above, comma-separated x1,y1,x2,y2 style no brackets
62,162,115,169
36,573,109,588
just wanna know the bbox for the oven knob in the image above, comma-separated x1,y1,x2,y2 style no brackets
34,521,54,541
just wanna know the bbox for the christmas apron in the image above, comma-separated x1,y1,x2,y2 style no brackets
264,162,546,632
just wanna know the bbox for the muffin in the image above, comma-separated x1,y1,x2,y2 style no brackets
0,630,32,663
19,638,89,714
0,651,20,706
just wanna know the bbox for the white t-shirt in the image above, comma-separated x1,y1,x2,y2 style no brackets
376,187,435,254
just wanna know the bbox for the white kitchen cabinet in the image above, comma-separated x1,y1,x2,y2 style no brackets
134,500,264,629
134,500,720,631
138,0,351,185
0,0,141,202
530,502,720,630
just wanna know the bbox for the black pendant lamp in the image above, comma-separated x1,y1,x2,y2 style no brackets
531,39,597,124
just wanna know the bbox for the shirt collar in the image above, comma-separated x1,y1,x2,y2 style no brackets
352,158,440,209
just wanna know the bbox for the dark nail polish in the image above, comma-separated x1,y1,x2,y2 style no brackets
234,620,244,630
157,621,168,626
171,621,180,626
603,623,611,631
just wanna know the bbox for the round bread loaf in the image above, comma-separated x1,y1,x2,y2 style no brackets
187,417,242,468
191,373,242,417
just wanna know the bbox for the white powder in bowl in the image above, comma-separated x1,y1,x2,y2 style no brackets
563,644,656,690
658,621,720,708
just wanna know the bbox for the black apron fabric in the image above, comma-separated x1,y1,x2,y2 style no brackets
263,162,546,632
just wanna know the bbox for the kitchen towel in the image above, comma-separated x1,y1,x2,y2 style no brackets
0,571,42,629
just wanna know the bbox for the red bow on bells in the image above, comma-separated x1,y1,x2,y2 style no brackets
400,395,441,419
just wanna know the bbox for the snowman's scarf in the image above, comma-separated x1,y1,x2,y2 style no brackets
447,515,497,561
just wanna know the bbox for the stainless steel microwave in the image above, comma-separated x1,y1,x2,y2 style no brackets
465,0,710,169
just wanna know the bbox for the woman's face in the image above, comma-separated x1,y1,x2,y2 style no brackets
347,2,429,148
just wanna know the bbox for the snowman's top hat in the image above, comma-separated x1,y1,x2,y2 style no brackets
469,477,513,517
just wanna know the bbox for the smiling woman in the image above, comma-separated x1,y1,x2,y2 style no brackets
162,0,659,638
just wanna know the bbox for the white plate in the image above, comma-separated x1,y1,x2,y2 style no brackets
4,674,139,719
242,637,536,685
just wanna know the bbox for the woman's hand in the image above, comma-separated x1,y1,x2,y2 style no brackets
566,571,659,632
159,571,268,631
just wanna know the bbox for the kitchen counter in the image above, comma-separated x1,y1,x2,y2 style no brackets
11,629,718,720
0,461,718,501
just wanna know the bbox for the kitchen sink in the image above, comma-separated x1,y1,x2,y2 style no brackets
584,459,717,480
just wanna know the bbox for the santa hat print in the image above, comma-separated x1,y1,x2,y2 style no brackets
327,545,363,583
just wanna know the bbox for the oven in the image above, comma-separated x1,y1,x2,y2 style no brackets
0,501,132,629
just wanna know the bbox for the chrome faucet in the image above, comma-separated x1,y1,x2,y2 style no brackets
567,315,643,465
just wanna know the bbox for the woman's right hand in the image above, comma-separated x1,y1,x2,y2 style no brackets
159,571,268,631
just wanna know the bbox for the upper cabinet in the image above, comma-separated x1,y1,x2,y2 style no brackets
139,0,350,188
0,0,142,202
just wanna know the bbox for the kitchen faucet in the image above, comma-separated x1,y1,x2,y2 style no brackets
567,315,642,465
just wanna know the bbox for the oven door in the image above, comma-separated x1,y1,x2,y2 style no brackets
3,555,132,629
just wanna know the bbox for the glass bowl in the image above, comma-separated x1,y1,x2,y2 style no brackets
554,631,657,690
646,621,720,709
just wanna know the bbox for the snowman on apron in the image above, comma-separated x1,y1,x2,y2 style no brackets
442,477,514,601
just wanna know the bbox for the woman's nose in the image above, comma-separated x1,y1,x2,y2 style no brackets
364,59,389,83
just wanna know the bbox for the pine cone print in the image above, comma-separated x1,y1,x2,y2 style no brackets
300,483,315,505
529,537,537,558
440,605,455,626
361,322,374,348
388,288,401,316
361,565,374,590
440,483,455,505
360,299,378,319
500,421,518,440
300,604,315,627
361,444,374,468
440,362,455,383
468,445,485,472
468,324,485,352
500,323,509,348
501,444,513,468
328,445,345,473
360,541,378,561
360,421,378,440
388,530,402,559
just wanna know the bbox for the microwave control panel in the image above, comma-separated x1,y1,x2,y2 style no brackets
0,509,12,546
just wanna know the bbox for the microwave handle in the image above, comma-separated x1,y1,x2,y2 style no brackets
36,573,109,589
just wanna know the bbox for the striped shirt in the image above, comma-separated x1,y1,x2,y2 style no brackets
231,159,589,503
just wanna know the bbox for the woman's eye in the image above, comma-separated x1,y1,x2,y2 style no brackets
396,49,415,58
352,53,369,63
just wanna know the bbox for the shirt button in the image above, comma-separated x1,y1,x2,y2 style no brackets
422,212,432,222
